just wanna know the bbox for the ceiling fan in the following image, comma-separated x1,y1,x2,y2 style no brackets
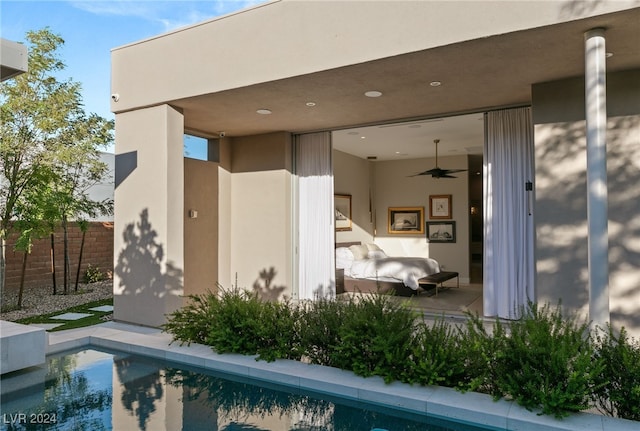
411,139,467,179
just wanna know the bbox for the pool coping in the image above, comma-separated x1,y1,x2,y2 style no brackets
45,321,637,431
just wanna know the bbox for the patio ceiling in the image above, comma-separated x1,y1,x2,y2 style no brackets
173,7,639,159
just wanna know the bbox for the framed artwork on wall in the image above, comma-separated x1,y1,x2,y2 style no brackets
335,194,352,231
388,207,425,234
429,194,452,219
426,221,456,243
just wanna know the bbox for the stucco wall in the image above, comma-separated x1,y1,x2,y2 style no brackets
532,69,640,334
111,0,637,114
184,158,218,297
113,105,184,327
227,132,293,300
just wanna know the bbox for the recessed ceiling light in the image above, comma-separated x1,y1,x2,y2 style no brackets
256,109,272,115
360,136,366,139
364,90,383,97
429,81,442,87
306,102,316,107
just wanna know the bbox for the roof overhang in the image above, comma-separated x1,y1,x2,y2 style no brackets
1,38,28,81
110,1,640,140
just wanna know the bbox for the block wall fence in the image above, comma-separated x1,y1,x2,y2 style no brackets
4,222,113,291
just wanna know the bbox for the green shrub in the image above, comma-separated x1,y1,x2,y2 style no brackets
329,295,418,383
407,318,467,387
457,311,507,397
253,298,302,362
164,292,640,421
494,303,601,418
164,288,300,362
162,289,221,345
298,297,346,367
593,326,640,421
83,264,105,283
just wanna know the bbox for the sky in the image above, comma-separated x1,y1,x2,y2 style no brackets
1,0,268,154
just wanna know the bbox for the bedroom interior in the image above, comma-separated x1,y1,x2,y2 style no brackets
332,113,485,316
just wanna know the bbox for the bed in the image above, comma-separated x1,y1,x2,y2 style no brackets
336,242,441,296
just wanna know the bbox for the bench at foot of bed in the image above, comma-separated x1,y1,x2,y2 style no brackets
418,271,459,296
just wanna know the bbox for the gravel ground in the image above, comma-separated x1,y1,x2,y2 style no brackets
0,280,113,322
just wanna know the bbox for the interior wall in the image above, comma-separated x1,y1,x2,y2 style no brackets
333,149,473,282
184,158,218,297
228,132,293,300
373,155,470,282
333,149,374,244
532,69,640,336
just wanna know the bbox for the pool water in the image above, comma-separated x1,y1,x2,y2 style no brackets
1,348,493,431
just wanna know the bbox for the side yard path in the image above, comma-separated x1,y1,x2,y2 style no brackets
0,280,113,331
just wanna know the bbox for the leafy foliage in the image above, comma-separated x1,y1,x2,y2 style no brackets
298,297,346,366
481,303,601,418
164,294,637,420
457,312,508,397
83,264,106,284
408,318,469,388
328,295,417,383
593,326,640,420
1,27,113,305
163,287,301,362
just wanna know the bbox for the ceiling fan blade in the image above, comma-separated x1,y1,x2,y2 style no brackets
410,140,468,178
409,168,446,177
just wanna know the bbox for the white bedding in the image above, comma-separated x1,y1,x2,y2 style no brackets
348,256,440,290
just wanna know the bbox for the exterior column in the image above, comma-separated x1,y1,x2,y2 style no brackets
584,28,609,330
113,104,185,327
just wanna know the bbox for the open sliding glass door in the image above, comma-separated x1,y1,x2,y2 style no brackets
293,132,336,300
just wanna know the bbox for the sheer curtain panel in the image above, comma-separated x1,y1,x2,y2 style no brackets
295,132,335,300
484,107,536,319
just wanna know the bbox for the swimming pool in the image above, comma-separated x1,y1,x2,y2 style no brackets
1,348,495,431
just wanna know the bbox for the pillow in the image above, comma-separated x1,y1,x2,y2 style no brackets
367,250,387,259
349,244,369,260
335,247,354,261
366,243,382,252
335,247,354,270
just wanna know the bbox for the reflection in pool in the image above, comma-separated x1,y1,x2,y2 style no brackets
1,348,492,431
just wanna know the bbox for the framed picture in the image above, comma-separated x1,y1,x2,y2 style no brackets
426,221,456,243
429,194,452,219
334,194,352,231
388,207,425,234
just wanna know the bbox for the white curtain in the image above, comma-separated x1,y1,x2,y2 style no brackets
295,132,335,300
484,107,535,319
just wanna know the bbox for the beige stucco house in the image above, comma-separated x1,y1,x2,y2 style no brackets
110,0,640,335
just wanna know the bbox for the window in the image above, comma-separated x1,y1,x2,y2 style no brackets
183,134,208,160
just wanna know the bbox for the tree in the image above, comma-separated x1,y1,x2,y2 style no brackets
0,28,113,308
11,179,55,307
46,121,113,293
